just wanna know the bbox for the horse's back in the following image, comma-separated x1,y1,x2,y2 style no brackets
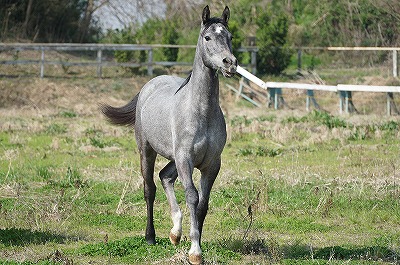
138,75,184,104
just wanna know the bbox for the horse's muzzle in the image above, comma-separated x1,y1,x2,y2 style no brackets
221,56,237,77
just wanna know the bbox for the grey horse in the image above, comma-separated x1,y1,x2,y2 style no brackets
101,5,237,264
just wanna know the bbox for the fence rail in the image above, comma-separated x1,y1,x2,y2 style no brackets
0,43,198,77
1,43,400,77
235,66,400,115
2,43,400,115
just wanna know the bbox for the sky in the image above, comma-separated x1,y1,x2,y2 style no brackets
93,0,167,30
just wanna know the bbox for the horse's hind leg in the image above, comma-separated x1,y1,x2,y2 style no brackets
159,161,182,245
140,143,157,245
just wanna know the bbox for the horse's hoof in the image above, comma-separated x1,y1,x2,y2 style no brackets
188,254,202,265
169,232,181,246
146,236,156,245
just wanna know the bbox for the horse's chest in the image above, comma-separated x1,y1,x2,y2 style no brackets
192,123,226,167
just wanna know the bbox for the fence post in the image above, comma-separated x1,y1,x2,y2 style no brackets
274,91,278,110
97,49,102,78
393,50,398,78
40,48,45,78
297,49,302,74
147,48,153,76
237,77,244,99
306,90,312,111
251,50,257,75
345,95,349,114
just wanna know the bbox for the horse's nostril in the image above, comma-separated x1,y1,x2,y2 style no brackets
223,57,232,66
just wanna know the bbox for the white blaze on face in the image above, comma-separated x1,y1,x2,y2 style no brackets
215,26,223,34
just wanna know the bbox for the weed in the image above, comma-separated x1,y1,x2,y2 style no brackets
79,236,241,263
312,245,398,261
89,137,106,148
36,166,52,181
59,110,77,118
380,120,398,131
47,166,86,189
45,123,67,134
0,228,66,246
256,114,276,122
79,236,177,262
84,127,103,136
0,260,61,265
64,166,85,189
238,147,253,156
283,115,308,124
238,146,281,157
283,111,348,129
230,115,253,127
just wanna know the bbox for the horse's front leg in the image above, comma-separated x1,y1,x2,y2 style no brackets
198,157,220,244
175,157,201,265
159,161,182,245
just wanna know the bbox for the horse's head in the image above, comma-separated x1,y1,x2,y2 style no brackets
199,5,237,78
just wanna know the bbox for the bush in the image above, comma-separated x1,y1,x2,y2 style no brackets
256,8,292,76
162,22,180,62
229,19,245,64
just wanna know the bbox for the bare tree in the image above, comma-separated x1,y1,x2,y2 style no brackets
22,0,34,38
93,0,167,30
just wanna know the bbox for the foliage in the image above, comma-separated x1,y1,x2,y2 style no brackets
103,18,179,71
256,7,292,76
0,0,99,42
78,236,240,263
0,228,66,246
283,111,348,129
108,28,136,64
229,19,245,64
287,0,400,47
161,21,180,62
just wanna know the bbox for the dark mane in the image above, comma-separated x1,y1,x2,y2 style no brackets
203,17,228,31
175,71,192,94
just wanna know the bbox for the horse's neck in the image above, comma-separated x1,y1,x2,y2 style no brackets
187,52,220,110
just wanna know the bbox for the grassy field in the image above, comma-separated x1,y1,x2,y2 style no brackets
0,76,399,264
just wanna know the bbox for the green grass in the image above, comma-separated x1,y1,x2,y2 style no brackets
0,107,399,264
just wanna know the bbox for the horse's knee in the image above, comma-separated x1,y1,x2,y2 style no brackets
197,200,209,217
185,187,199,206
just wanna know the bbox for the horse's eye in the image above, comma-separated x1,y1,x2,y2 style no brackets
205,36,211,41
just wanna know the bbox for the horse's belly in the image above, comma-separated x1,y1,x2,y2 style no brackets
141,107,175,160
137,75,184,160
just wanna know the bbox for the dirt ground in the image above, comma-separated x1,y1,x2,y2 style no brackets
1,72,400,121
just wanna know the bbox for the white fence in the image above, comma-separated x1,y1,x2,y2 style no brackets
235,65,400,115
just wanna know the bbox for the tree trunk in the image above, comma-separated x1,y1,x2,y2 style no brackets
23,0,34,38
79,0,94,43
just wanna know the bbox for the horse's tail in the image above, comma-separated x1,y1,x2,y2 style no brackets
100,93,139,127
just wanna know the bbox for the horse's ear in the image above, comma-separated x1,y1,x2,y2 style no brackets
221,6,230,24
202,5,210,24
